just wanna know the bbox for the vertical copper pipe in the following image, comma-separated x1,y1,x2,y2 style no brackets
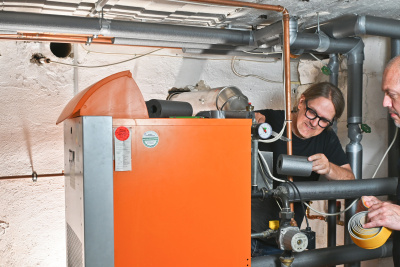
283,11,292,158
183,0,293,157
185,0,294,214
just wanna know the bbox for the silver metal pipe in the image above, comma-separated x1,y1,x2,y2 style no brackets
0,11,253,46
253,17,298,47
251,239,393,267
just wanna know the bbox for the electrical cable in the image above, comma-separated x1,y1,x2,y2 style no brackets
303,198,359,216
258,150,286,183
286,180,310,228
257,156,273,190
372,126,398,178
79,43,282,64
231,56,282,83
257,150,283,210
50,48,163,68
241,50,282,56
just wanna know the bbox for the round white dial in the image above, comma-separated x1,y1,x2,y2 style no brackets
258,123,272,139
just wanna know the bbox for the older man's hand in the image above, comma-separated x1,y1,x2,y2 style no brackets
363,196,400,231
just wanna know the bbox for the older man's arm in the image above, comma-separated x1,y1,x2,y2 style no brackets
308,153,355,180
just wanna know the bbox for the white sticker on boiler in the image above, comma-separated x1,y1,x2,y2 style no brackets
114,126,132,171
142,131,159,148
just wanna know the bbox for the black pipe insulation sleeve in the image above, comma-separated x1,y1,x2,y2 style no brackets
146,99,193,118
277,154,313,177
279,177,398,202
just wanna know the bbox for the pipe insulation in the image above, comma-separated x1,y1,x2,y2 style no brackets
290,33,361,54
251,239,393,267
279,177,397,202
145,99,193,118
319,15,400,39
276,155,312,177
0,11,253,46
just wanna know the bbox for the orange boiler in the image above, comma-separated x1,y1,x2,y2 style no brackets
58,71,252,267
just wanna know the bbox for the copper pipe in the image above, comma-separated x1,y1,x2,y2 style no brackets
306,203,326,221
283,11,292,158
187,0,293,215
0,33,114,45
185,1,292,156
181,0,284,12
0,172,64,180
0,33,184,50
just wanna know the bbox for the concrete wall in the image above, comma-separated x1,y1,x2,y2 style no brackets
0,35,395,266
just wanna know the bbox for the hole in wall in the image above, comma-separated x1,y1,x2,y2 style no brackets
50,42,72,58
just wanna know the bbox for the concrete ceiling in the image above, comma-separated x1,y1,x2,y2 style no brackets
0,0,398,31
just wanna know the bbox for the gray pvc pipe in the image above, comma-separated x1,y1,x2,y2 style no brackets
0,11,253,46
327,54,339,257
280,177,397,202
344,40,364,267
251,239,393,267
313,15,400,39
290,33,361,54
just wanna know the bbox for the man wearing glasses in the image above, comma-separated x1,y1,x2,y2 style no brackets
251,82,355,256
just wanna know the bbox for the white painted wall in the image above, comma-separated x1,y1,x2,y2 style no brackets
0,35,395,266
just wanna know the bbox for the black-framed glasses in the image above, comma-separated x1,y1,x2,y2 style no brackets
305,100,334,128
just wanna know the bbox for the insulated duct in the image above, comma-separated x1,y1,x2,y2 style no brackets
327,53,339,258
0,11,253,46
318,15,400,39
113,37,258,50
344,39,364,262
279,177,397,202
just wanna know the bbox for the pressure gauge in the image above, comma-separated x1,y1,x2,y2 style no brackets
256,123,272,139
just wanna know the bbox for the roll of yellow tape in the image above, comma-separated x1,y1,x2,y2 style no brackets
348,211,392,249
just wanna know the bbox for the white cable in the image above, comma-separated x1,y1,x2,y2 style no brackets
309,52,323,63
51,48,163,68
372,126,398,178
257,150,284,210
258,150,286,183
231,56,281,83
241,50,282,56
303,198,359,217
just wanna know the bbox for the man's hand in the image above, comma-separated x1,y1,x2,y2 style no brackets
362,196,382,208
308,153,331,175
255,112,266,124
307,154,354,180
363,197,400,231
